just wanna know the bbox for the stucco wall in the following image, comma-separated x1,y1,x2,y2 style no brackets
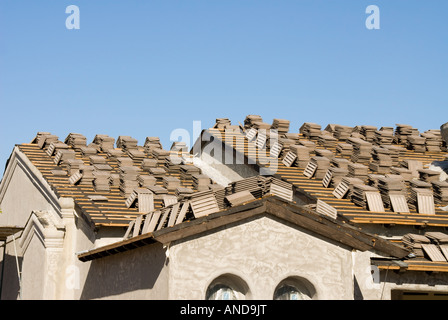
79,242,169,300
167,215,356,300
0,163,57,227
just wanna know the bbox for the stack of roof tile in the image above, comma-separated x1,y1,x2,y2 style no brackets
34,132,57,149
180,165,201,181
348,162,369,182
367,174,385,189
402,233,430,257
47,141,69,157
81,146,97,157
369,146,393,174
117,157,133,167
360,125,377,142
315,149,334,160
332,125,353,141
283,145,308,168
54,149,76,166
127,149,146,165
383,145,406,166
93,134,115,152
390,167,413,181
425,232,448,245
351,184,382,210
106,149,124,160
432,180,448,205
93,170,111,192
147,167,166,179
300,123,322,140
335,143,353,157
282,133,300,144
333,177,365,199
399,159,423,179
278,138,296,158
164,158,182,174
374,128,394,145
377,176,407,208
298,140,316,153
395,124,419,144
225,190,256,207
65,133,87,149
89,155,107,165
422,132,442,152
214,118,232,129
318,133,338,149
348,137,372,164
418,169,440,183
151,148,170,166
406,135,426,152
109,173,120,187
138,175,157,188
244,115,263,130
322,167,348,188
176,187,195,199
117,136,138,151
305,156,331,179
79,165,95,186
66,159,84,175
119,166,139,197
144,137,163,153
271,119,290,134
192,174,211,191
229,176,262,194
331,157,350,170
141,159,158,172
163,176,181,191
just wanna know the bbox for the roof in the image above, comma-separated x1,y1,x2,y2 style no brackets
202,116,448,228
13,133,217,228
77,196,410,262
0,226,23,241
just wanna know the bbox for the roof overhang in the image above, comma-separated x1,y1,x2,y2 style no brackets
0,226,23,241
78,196,410,262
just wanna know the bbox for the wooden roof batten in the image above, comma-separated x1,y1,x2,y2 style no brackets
15,131,221,229
203,116,448,229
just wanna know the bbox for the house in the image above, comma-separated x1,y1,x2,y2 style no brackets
0,117,448,300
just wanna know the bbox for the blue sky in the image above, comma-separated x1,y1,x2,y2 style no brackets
0,1,447,175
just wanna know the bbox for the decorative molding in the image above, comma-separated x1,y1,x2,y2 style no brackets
19,210,65,254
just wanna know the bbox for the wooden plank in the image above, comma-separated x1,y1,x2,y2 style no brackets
146,211,162,233
141,213,153,234
123,220,135,239
175,201,190,225
167,203,181,227
132,215,143,237
157,208,171,231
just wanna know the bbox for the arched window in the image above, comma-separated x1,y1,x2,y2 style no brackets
205,274,249,300
273,277,315,300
